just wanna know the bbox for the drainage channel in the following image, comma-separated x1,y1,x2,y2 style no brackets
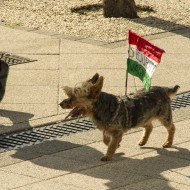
0,52,37,66
0,118,95,153
171,91,190,110
0,91,190,153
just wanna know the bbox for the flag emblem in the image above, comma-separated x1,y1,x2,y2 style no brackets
127,30,165,91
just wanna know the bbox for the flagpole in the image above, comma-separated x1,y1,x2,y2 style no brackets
125,70,128,96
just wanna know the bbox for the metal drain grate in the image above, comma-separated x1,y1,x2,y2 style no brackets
0,118,94,153
0,52,37,66
171,91,190,110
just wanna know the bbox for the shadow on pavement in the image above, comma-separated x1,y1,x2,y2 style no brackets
12,139,190,189
0,109,34,134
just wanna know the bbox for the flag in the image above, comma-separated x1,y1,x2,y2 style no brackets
127,30,165,91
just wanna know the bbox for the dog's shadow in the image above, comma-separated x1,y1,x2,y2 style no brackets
11,139,190,189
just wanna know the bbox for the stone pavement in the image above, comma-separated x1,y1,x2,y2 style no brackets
0,24,190,189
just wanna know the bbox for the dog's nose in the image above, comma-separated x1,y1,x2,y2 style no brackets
59,102,63,106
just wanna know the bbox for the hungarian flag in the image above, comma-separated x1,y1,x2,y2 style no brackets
127,30,165,91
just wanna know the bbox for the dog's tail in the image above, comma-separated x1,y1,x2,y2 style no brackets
167,85,180,99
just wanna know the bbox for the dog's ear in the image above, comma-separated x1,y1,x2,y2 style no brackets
62,86,74,98
90,76,104,98
88,73,99,84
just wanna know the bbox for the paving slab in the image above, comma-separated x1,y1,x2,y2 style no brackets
56,129,102,145
50,167,150,190
1,86,57,104
60,39,128,54
116,121,190,161
115,178,190,190
151,35,190,54
0,149,42,167
0,154,92,180
142,141,190,161
171,108,190,124
0,37,60,55
59,68,133,87
172,165,190,177
13,180,86,190
161,170,190,186
60,53,127,69
7,69,58,86
103,151,190,180
0,26,59,54
10,54,59,70
154,119,190,141
0,170,40,190
162,53,190,66
53,142,106,166
0,104,57,122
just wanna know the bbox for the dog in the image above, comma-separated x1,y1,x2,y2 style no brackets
59,73,180,161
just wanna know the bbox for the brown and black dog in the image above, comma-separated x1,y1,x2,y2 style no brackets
60,73,179,161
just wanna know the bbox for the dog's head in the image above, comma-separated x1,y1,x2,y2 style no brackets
59,73,104,114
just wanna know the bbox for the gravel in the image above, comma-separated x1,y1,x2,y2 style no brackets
0,0,189,42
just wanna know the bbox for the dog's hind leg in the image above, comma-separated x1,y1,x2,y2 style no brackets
138,123,153,146
101,130,122,161
159,116,175,148
162,122,175,148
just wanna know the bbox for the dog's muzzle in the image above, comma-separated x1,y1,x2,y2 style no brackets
59,99,73,109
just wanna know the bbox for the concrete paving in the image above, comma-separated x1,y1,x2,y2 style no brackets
0,24,190,189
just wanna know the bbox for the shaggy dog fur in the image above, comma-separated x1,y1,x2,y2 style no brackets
60,73,180,161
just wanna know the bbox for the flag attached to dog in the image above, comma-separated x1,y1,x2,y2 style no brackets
126,30,165,91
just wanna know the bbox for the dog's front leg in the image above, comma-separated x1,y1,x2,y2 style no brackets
101,130,122,161
103,130,110,146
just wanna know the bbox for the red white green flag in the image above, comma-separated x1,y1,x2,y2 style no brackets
127,30,165,91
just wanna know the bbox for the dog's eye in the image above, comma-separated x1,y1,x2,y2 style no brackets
68,98,72,103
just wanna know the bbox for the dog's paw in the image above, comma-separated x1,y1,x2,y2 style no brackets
138,140,146,146
101,155,112,161
162,141,172,148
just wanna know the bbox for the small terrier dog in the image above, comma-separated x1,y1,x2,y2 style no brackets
60,73,180,161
